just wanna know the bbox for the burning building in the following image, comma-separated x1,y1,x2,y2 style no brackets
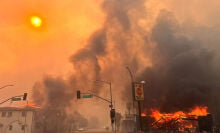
144,106,213,132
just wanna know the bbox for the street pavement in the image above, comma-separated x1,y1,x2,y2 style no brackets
74,128,112,133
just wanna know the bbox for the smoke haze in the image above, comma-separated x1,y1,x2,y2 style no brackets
1,0,219,132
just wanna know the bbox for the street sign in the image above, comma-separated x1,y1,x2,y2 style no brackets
82,94,93,98
11,97,22,101
134,83,144,101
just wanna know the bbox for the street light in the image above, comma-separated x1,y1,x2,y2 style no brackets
126,67,136,114
0,84,14,90
126,66,145,132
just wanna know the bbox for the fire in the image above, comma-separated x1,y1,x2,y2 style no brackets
150,106,208,121
141,113,147,117
18,102,42,109
147,106,208,130
26,102,42,108
188,106,208,116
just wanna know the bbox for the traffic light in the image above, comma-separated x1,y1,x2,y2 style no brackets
77,90,81,99
23,93,28,101
110,109,115,123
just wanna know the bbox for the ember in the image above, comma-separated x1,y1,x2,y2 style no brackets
19,102,43,109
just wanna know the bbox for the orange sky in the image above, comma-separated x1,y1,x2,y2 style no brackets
0,0,220,105
0,0,104,102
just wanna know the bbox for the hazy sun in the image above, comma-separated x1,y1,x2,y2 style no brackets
30,16,42,27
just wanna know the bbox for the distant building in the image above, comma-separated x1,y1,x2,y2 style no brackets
0,107,37,133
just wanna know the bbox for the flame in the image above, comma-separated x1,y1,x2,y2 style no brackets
26,102,42,109
148,106,208,130
150,106,208,121
188,106,208,116
17,102,43,109
150,109,161,121
141,113,147,117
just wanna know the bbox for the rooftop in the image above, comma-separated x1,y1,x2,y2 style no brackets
0,106,39,111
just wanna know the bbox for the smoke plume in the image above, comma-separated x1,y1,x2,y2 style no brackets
32,0,220,131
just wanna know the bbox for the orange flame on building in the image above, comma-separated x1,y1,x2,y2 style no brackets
18,102,43,109
142,106,208,130
149,106,208,121
26,102,43,108
141,113,147,117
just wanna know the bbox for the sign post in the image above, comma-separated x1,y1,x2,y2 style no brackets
133,83,144,131
134,83,144,101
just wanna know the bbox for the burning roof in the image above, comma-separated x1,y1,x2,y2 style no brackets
141,106,210,131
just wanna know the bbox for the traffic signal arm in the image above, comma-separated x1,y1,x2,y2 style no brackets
76,91,111,104
91,94,111,104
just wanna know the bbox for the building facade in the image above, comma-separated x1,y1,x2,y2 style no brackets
0,107,36,133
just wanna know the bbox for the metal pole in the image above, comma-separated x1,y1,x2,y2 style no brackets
138,101,143,131
110,83,113,108
126,67,135,113
94,80,114,133
109,83,115,133
126,67,137,132
0,84,14,90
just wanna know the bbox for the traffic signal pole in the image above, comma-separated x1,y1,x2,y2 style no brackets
77,80,115,133
0,93,28,105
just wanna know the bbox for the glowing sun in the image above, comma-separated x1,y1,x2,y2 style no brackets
30,16,42,27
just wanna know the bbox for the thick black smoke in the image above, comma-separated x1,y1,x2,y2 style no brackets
138,10,220,113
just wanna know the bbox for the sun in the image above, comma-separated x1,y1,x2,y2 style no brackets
30,16,43,27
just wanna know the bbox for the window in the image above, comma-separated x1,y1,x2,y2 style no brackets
8,112,12,117
9,125,12,130
21,111,26,117
2,112,6,117
21,125,25,130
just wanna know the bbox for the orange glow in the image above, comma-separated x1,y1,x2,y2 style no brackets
0,0,104,100
141,113,147,117
149,106,208,129
150,106,208,121
19,102,42,109
189,106,208,116
150,109,161,121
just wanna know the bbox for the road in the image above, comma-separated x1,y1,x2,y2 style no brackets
73,128,111,133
